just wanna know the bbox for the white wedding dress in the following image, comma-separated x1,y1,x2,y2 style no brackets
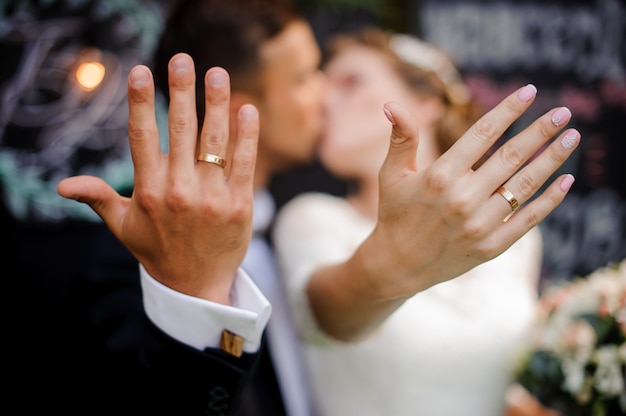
273,192,543,416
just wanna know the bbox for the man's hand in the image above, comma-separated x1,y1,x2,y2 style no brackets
58,53,259,305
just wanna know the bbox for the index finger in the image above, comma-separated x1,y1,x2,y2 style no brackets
439,84,538,174
127,65,161,189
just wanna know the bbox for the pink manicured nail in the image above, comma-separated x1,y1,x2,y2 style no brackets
517,84,537,103
560,130,580,150
383,107,396,125
560,174,575,192
551,107,571,127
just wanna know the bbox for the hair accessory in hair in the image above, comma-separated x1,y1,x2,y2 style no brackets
389,34,471,105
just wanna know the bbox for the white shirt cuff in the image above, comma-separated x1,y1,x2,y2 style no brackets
140,264,271,353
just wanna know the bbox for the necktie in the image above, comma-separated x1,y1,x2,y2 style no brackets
241,190,313,416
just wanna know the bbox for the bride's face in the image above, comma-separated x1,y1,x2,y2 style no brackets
320,45,415,180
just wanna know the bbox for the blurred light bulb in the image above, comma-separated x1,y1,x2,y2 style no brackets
76,62,105,90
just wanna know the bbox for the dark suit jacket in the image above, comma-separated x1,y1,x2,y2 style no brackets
4,212,285,415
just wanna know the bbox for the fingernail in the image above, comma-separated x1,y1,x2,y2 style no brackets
130,66,149,87
517,84,537,103
383,107,396,125
560,129,580,150
551,107,571,128
171,55,191,74
240,104,258,121
62,193,81,202
560,174,575,192
207,70,227,88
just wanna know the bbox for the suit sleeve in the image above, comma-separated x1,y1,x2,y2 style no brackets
135,315,263,415
134,257,272,415
5,220,269,415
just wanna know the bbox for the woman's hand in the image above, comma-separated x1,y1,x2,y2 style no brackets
370,84,578,296
309,84,580,340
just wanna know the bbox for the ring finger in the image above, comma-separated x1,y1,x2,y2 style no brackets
197,67,231,172
491,127,581,221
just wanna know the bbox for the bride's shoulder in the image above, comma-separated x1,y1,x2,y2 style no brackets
273,193,355,239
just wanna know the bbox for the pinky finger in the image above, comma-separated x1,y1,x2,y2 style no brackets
229,104,259,191
503,173,575,239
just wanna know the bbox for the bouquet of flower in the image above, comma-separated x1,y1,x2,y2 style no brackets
515,259,626,416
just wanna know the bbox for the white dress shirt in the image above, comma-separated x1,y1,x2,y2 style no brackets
241,189,313,416
141,265,271,353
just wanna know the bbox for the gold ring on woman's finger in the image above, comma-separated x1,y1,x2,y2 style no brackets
494,186,519,222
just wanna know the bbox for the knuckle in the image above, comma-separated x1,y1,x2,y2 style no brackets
129,87,151,104
169,116,194,136
128,124,150,142
525,209,542,229
447,198,467,217
516,173,536,199
501,97,520,116
470,117,498,146
424,166,451,193
229,202,251,224
135,188,159,212
169,74,193,92
234,159,255,180
535,120,554,143
165,187,193,213
499,144,523,170
548,145,567,164
389,130,410,147
206,89,228,105
459,217,485,240
446,191,473,218
474,239,499,262
203,133,222,149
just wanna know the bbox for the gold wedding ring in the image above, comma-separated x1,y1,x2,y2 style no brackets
197,153,226,168
495,186,519,222
495,186,519,211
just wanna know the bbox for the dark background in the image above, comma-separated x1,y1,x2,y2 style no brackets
2,0,624,289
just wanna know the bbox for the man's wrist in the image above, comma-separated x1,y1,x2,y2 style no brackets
139,264,271,353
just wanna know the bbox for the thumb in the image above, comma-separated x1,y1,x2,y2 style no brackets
379,102,420,187
57,175,128,232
